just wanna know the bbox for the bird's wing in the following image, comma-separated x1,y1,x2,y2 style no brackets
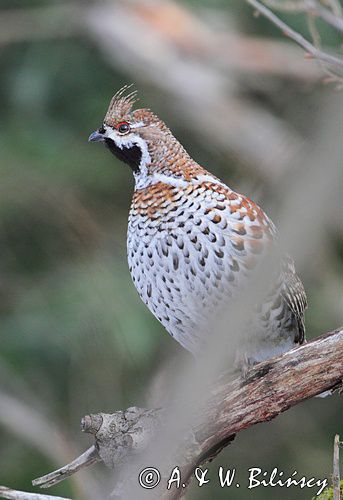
201,181,307,341
201,181,277,269
280,255,308,344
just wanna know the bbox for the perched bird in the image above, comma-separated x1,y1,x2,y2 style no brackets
89,85,307,365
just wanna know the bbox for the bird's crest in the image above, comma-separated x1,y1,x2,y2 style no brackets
104,84,139,127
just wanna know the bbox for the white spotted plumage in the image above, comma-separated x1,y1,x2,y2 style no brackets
90,87,307,365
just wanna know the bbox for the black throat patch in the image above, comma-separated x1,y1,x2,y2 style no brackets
104,138,142,173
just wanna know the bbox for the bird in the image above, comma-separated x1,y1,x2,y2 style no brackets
89,85,307,367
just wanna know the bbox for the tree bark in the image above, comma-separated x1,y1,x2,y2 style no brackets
21,327,342,500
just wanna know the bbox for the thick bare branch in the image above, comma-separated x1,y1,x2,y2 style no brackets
158,327,343,499
28,327,343,499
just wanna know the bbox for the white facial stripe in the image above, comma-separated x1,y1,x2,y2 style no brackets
103,127,225,191
104,125,151,188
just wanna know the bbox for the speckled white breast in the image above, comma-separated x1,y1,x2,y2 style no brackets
126,179,299,359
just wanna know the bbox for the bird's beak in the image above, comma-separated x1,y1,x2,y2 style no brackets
88,130,105,143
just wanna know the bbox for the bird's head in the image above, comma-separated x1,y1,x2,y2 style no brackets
89,85,180,186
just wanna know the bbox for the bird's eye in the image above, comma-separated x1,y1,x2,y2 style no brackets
117,122,130,134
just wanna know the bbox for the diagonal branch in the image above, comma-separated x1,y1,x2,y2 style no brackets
15,326,342,499
261,0,343,32
245,0,343,70
158,327,343,499
32,446,100,489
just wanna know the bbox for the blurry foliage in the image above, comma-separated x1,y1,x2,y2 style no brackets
0,0,342,499
313,480,343,499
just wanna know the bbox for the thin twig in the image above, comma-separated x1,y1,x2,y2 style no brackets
262,0,312,12
324,0,343,17
259,0,343,82
333,434,341,500
32,446,99,489
246,0,343,69
263,0,343,32
311,0,343,32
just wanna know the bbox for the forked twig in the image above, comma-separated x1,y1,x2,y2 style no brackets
246,0,343,70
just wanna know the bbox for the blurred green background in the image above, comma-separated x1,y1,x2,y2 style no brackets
0,1,342,499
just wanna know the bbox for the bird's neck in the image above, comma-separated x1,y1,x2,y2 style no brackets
133,136,211,190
